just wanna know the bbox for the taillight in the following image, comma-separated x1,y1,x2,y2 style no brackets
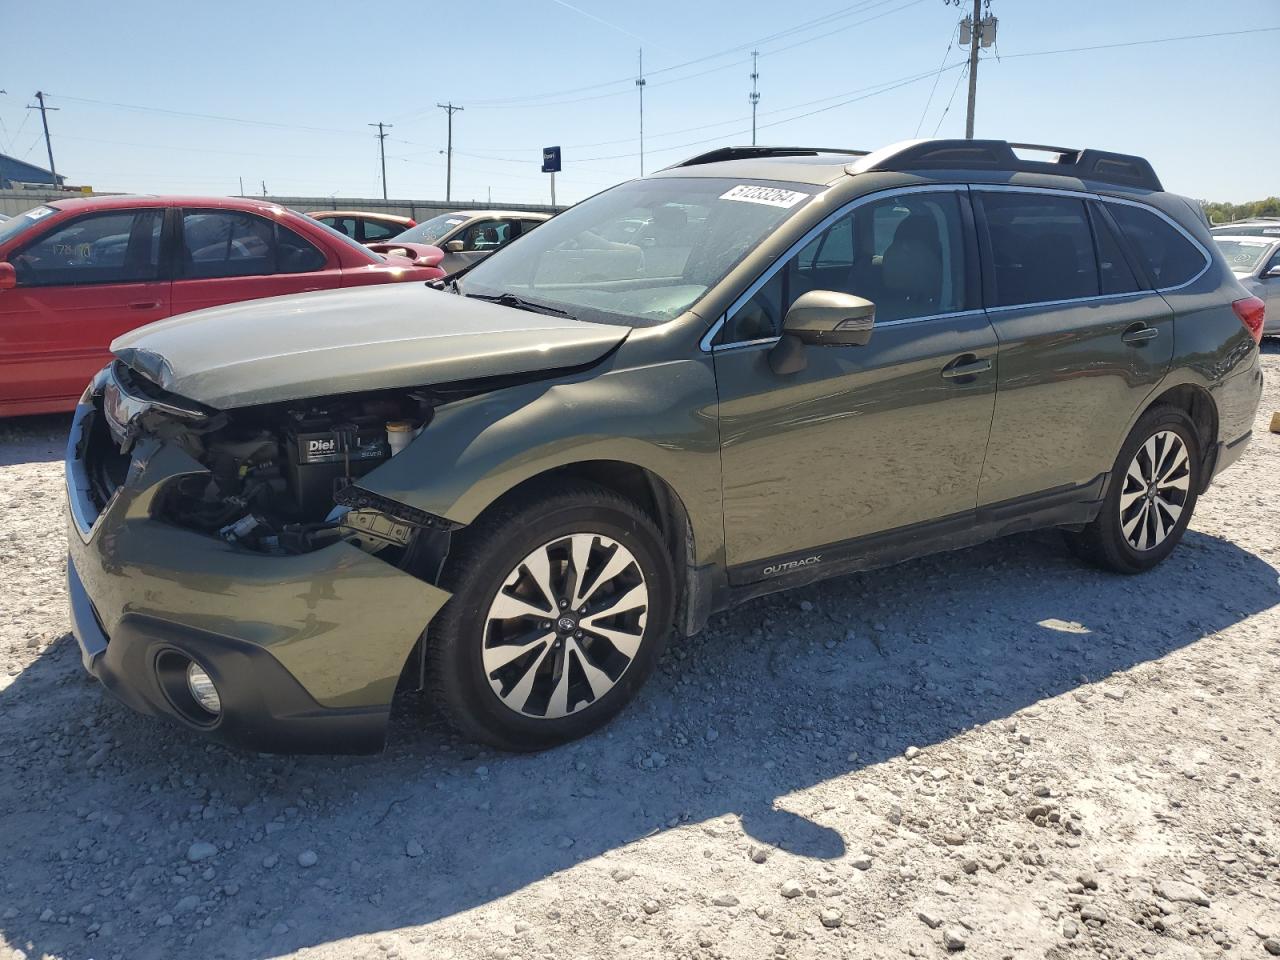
1232,296,1266,345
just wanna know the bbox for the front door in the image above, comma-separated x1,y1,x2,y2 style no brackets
0,207,168,413
712,187,998,581
171,208,341,316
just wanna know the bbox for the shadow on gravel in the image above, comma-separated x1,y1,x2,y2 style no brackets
0,413,71,467
1,526,1278,960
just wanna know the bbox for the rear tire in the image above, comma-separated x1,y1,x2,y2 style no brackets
427,483,673,751
1065,405,1201,574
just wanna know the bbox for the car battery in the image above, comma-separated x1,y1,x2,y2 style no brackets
284,420,390,517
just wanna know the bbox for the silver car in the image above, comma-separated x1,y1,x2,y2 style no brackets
1214,235,1280,336
388,210,551,275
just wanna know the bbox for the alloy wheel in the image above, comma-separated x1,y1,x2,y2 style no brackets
481,533,648,719
1119,430,1191,552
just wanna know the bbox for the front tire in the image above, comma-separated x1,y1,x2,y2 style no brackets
1066,405,1201,574
427,484,674,751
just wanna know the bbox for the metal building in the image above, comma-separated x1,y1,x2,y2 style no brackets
0,153,65,189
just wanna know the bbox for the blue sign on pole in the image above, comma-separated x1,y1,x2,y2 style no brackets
541,146,562,174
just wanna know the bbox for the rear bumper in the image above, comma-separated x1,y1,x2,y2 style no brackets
1208,430,1252,485
65,393,450,755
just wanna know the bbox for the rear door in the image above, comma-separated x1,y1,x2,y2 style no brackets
972,189,1175,507
171,208,341,315
712,186,999,579
0,207,168,412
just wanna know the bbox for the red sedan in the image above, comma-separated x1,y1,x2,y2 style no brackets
0,196,444,416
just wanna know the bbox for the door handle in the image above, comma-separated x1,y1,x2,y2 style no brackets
941,355,992,380
1122,323,1159,345
128,300,161,310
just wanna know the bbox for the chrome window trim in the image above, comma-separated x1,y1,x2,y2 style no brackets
1095,194,1213,294
972,184,1213,299
701,182,1214,353
703,308,990,353
701,184,969,353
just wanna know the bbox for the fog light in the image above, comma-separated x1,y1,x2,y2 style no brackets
186,663,221,715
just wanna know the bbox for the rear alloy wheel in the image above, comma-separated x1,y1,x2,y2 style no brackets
427,484,673,750
1066,406,1202,574
481,534,648,720
1116,430,1191,553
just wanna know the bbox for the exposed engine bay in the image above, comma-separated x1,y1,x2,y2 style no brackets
93,360,467,567
151,389,450,557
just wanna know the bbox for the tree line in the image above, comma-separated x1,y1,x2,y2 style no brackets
1200,197,1280,225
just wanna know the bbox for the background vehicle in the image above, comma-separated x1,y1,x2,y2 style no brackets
0,196,444,417
66,140,1263,755
1214,234,1280,336
387,210,551,274
305,210,416,244
1210,217,1280,238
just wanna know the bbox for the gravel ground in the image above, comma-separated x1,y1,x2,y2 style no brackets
2,345,1279,960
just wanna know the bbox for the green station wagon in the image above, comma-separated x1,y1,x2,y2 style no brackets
66,139,1265,753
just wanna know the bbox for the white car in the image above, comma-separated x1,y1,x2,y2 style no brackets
1214,235,1280,337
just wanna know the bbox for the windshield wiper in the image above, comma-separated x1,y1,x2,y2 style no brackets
466,291,575,319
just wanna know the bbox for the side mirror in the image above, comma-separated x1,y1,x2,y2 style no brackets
1264,264,1280,279
782,290,875,346
445,239,465,253
769,291,875,375
0,263,15,291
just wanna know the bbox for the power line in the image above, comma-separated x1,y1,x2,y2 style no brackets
931,59,969,136
43,93,362,136
449,0,915,110
1000,24,1280,60
915,19,962,137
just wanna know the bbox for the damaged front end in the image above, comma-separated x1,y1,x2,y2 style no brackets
99,358,459,574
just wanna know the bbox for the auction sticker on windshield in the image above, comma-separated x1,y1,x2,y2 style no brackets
24,206,56,220
719,185,809,208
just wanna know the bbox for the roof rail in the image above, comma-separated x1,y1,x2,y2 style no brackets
666,145,870,169
851,139,1163,192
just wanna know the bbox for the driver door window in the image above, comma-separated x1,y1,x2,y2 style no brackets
720,191,968,344
12,210,163,286
462,220,513,251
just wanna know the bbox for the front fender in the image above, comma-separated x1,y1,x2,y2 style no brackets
357,354,726,568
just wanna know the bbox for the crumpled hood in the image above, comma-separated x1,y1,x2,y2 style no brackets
111,283,629,408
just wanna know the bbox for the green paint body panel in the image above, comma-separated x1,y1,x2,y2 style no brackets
64,147,1265,752
67,436,448,710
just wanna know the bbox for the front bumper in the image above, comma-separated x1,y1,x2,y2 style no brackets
65,394,450,754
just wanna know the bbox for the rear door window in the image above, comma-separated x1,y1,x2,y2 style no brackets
11,209,163,286
181,210,325,278
1107,203,1208,289
980,193,1100,306
360,219,401,242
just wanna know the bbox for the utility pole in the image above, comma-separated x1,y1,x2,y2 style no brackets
437,102,463,202
964,0,980,138
27,91,59,183
949,0,996,138
368,121,392,200
749,50,761,146
635,49,646,176
239,176,244,195
261,181,267,197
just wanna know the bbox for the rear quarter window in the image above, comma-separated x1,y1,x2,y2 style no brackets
1107,203,1207,289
